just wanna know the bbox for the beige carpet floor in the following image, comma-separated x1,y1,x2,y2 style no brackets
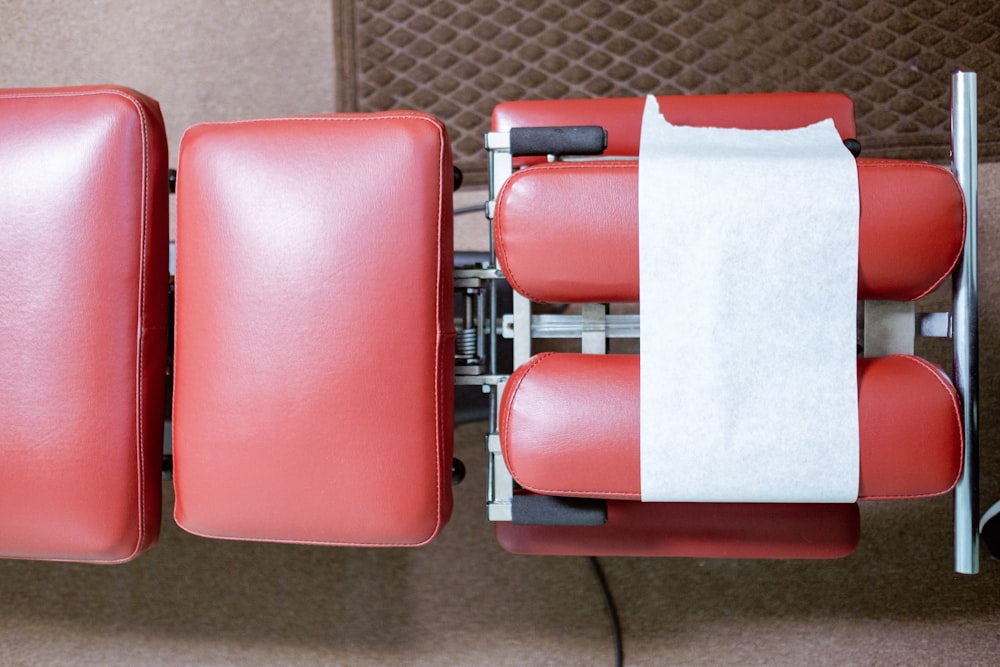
1,164,998,666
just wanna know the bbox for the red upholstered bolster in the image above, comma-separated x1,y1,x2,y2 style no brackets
493,93,858,168
496,497,860,558
0,87,169,563
495,159,964,303
173,112,454,547
500,353,962,501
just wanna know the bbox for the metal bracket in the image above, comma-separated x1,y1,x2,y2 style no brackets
863,301,915,356
486,379,514,522
581,303,610,354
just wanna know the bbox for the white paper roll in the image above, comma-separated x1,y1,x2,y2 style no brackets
638,95,860,503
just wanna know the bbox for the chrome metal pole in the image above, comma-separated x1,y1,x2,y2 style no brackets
951,70,979,574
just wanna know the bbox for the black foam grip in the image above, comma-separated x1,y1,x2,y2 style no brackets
511,495,608,526
981,501,1000,560
509,126,608,157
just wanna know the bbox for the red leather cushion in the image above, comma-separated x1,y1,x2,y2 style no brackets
0,87,169,563
500,353,962,500
495,159,964,303
173,112,454,547
493,93,857,167
496,496,860,558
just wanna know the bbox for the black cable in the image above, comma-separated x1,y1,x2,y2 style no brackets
588,556,624,667
455,203,485,216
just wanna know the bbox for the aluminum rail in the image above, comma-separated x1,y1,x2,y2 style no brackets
952,70,979,575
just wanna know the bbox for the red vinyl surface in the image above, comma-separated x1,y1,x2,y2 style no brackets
496,496,860,558
495,158,964,303
173,112,455,547
500,353,962,501
493,93,858,165
0,87,169,563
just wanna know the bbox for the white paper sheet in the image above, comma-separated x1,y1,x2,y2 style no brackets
638,95,860,503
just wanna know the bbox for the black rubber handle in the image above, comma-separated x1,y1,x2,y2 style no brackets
509,125,608,157
512,495,608,526
981,500,1000,561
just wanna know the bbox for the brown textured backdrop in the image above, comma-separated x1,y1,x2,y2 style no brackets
337,0,1000,184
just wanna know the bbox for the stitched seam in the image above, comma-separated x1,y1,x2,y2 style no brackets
520,486,639,500
39,88,157,563
186,112,440,128
0,88,145,101
494,173,537,302
120,89,152,563
500,353,549,487
91,88,155,563
174,521,438,548
428,114,448,546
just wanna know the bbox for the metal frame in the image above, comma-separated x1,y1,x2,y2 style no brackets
479,131,515,521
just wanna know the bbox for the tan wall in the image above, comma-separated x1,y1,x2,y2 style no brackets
0,0,336,238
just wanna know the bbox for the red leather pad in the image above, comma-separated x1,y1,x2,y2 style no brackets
173,112,454,547
0,87,169,563
495,158,964,303
493,93,858,166
496,497,860,558
501,354,962,501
